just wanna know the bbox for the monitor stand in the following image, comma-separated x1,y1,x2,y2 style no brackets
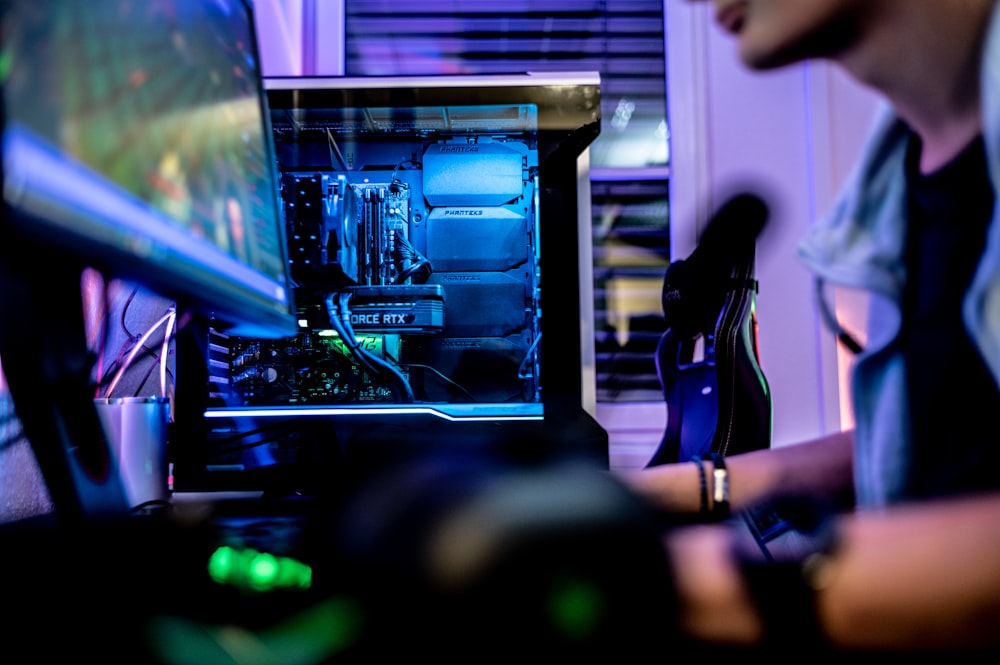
0,236,129,524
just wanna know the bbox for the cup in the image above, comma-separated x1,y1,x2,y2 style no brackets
95,396,170,509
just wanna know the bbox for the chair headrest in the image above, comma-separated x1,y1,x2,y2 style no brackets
661,193,768,336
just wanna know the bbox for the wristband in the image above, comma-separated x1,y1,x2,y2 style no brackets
703,452,729,520
690,456,709,515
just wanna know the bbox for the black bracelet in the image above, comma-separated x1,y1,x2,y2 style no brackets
703,452,729,520
690,456,709,515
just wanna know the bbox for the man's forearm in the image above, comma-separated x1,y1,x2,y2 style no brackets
819,491,1000,651
618,428,855,516
668,488,1000,652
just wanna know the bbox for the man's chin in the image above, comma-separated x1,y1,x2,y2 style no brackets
739,44,801,71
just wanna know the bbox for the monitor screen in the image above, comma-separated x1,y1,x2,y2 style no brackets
169,73,607,492
1,0,296,339
0,0,296,519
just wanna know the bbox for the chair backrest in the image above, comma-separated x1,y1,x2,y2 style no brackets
645,194,772,467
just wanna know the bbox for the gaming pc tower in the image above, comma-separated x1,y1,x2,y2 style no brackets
169,72,608,493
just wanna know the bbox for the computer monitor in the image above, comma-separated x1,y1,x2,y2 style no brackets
0,0,296,521
168,73,608,494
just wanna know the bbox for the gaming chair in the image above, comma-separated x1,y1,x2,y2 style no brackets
645,193,772,466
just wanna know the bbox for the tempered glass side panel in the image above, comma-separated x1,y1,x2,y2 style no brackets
209,101,543,419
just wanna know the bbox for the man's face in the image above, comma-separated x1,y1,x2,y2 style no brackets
688,0,869,70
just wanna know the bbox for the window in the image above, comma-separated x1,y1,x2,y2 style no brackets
344,0,670,402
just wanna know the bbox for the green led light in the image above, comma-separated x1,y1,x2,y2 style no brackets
547,575,604,639
207,545,312,592
249,552,280,590
207,545,236,584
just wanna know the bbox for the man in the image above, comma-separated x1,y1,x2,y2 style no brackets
617,0,1000,652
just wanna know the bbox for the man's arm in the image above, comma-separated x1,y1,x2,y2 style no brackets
668,489,1000,652
616,428,855,516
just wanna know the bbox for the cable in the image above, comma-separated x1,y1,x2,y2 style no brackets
393,229,433,284
815,278,864,355
119,286,140,338
324,291,416,402
131,354,160,398
518,332,542,380
97,287,151,394
335,291,415,402
160,307,176,399
103,309,176,398
401,363,479,402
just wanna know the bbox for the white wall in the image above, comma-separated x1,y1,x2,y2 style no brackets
661,1,879,453
254,0,344,76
